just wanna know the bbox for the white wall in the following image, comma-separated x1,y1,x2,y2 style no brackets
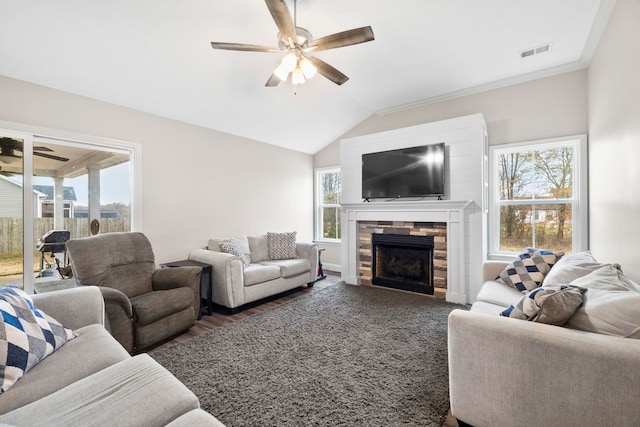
588,0,640,282
0,75,314,264
315,70,588,268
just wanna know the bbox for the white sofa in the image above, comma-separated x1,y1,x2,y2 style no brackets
448,255,640,427
188,233,318,312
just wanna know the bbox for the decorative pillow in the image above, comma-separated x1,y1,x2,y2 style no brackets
219,239,251,267
542,250,619,286
267,231,297,260
565,265,640,338
496,248,564,293
500,285,586,326
0,286,74,394
208,237,251,260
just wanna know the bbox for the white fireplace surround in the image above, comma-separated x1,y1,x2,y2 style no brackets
341,200,473,304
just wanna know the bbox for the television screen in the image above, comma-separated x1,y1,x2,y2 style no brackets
362,142,445,199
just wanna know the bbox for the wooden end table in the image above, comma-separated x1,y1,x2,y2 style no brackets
160,259,213,319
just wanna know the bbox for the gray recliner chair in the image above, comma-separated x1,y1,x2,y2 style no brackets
66,232,200,353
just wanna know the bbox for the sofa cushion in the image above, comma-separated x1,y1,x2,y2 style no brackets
0,286,74,394
243,264,281,286
261,259,310,278
475,280,524,308
496,248,563,293
219,239,251,267
565,265,640,338
469,301,508,316
501,285,586,326
0,354,200,427
130,288,194,326
248,234,270,263
267,231,297,260
542,250,617,285
0,324,130,414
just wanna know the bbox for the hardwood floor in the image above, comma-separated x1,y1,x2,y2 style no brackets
147,272,340,354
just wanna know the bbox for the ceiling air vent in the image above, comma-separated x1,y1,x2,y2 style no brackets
520,43,551,59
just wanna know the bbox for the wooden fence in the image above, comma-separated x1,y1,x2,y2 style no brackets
0,217,131,256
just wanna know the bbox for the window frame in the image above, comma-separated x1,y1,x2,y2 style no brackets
314,166,342,243
488,134,588,259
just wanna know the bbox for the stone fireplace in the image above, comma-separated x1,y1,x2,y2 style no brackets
359,222,446,297
340,200,472,303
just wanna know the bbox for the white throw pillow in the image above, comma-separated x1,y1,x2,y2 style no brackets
542,250,616,286
565,264,640,338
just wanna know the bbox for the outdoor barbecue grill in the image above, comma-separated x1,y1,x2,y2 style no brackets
36,230,71,273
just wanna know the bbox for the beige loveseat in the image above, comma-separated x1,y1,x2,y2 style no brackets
448,252,640,427
188,233,318,312
0,286,223,426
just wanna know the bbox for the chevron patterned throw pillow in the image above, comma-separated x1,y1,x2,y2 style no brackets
0,286,74,394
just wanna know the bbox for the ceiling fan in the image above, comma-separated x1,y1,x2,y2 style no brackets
210,0,374,86
0,137,70,165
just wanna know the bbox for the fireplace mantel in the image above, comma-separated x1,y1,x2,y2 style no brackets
341,200,473,303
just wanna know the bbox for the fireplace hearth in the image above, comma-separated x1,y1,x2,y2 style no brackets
372,233,435,295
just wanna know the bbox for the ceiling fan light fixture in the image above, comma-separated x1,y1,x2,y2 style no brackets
0,154,21,165
274,52,298,81
299,56,317,79
292,65,306,85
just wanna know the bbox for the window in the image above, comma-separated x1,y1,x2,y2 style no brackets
489,135,587,257
315,167,342,242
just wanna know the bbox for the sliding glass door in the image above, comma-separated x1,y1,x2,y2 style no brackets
0,126,140,293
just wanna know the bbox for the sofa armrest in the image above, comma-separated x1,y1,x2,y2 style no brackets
448,309,640,427
482,260,509,282
32,286,105,330
152,266,201,320
296,241,319,283
188,248,245,308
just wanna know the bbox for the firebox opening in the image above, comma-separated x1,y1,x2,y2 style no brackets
371,233,435,295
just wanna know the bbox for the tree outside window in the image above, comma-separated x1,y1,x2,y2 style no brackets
491,136,587,255
316,168,341,241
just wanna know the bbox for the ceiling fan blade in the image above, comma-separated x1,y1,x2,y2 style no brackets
33,146,54,152
265,73,282,87
265,0,297,48
307,26,375,52
210,42,280,53
307,56,349,85
33,152,69,162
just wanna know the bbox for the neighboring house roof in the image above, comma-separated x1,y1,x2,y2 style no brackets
33,185,77,202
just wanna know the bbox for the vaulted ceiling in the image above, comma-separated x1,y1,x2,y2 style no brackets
0,0,610,154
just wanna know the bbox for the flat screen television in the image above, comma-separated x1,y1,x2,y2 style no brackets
362,142,445,199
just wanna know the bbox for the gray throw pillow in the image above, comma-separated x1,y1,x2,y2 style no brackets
501,284,586,326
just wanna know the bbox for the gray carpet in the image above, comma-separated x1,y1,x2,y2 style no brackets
150,283,463,426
